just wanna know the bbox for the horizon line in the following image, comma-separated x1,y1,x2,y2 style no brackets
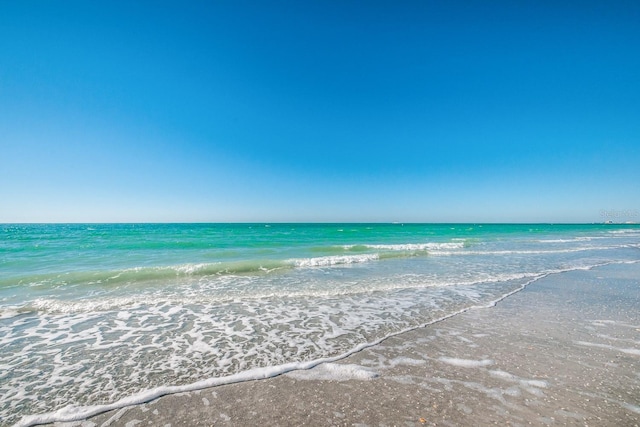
2,221,636,225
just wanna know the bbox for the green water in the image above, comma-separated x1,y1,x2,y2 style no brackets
1,223,639,426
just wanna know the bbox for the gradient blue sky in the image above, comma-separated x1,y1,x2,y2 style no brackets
1,1,639,223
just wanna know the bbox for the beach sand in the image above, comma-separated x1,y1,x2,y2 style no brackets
71,262,640,426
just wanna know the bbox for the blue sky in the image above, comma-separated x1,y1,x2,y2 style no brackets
1,1,639,223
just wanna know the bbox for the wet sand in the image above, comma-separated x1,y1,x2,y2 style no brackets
73,262,640,426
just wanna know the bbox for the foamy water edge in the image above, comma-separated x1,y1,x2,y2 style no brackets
16,260,638,427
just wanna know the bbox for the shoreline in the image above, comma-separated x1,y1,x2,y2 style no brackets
30,261,640,426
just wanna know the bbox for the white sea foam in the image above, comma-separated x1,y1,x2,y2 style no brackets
608,229,640,234
16,270,543,316
489,370,518,381
289,254,379,267
536,237,595,243
438,357,494,368
386,356,427,368
0,308,23,320
489,370,548,389
172,263,212,274
286,363,378,381
17,359,380,426
523,379,549,388
360,242,465,251
431,245,623,257
11,268,559,426
5,255,638,425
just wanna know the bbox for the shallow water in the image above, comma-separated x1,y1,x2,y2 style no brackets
1,223,639,425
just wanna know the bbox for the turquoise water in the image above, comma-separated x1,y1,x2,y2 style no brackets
2,223,639,425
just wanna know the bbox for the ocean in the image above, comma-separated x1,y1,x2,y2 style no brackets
1,223,639,426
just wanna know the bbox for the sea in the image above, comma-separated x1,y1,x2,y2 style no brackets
1,223,639,426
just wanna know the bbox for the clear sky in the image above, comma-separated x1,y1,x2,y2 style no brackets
1,1,639,223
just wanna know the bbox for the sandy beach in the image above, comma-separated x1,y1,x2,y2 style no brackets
55,261,639,427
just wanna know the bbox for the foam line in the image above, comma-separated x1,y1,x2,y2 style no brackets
17,260,638,427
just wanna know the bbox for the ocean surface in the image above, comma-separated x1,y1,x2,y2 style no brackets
1,223,639,425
